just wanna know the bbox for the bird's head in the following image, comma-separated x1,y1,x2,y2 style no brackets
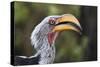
31,14,82,48
46,14,81,45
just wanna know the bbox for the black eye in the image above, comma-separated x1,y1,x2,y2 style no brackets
49,18,55,25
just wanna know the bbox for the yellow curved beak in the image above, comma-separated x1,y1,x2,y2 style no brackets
52,14,82,34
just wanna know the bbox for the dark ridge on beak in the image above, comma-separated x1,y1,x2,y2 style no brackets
55,21,82,33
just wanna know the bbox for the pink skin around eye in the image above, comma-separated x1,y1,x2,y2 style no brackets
49,18,56,24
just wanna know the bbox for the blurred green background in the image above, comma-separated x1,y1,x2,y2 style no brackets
14,1,97,63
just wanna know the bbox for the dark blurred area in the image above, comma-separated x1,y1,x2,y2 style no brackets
14,1,97,63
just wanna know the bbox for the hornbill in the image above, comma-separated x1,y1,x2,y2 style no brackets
15,14,82,65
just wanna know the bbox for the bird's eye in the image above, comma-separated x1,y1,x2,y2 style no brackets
50,20,55,25
49,18,56,25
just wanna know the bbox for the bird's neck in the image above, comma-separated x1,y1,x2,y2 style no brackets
38,36,56,64
32,32,58,64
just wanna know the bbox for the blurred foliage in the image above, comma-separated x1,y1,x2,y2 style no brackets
14,1,96,63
